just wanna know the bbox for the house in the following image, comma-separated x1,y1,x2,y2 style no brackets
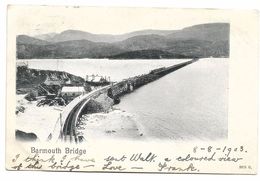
85,74,110,86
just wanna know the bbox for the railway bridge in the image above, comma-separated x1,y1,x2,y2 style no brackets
50,58,198,143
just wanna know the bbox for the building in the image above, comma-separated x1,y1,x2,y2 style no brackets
85,74,110,86
60,86,85,97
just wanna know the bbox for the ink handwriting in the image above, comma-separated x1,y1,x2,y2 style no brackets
10,145,248,172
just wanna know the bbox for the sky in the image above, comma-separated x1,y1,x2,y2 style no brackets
8,5,229,36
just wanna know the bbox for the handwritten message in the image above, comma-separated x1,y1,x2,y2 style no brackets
10,146,250,173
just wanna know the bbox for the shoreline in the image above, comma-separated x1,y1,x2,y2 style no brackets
77,109,146,141
16,95,146,141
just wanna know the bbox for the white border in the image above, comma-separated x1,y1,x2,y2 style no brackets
1,0,260,181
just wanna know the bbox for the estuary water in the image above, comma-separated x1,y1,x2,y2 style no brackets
117,58,228,140
18,59,188,81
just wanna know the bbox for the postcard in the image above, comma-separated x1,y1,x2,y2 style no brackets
5,5,259,174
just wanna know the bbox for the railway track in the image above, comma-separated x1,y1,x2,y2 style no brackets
60,86,111,143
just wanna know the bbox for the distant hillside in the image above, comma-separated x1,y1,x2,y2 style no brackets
48,30,117,43
164,39,229,58
17,40,125,59
167,23,229,41
108,49,190,59
37,29,177,43
115,35,169,51
17,35,50,45
16,23,230,59
50,40,124,58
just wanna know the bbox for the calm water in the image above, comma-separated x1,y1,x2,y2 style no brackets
117,58,228,140
18,58,228,140
18,59,188,81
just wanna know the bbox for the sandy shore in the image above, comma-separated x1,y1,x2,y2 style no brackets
16,95,63,141
77,108,146,141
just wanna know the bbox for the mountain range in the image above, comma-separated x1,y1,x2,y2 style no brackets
16,23,229,59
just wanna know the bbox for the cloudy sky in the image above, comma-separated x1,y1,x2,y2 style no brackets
8,5,229,36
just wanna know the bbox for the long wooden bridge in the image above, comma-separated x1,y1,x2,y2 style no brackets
50,58,198,143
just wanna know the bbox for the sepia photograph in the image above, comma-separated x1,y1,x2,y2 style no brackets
15,22,229,143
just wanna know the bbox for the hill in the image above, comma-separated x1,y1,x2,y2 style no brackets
167,23,229,41
16,23,230,59
36,29,177,43
108,49,190,59
17,40,125,59
17,35,50,45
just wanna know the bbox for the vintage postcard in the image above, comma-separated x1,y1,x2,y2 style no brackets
6,5,258,174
